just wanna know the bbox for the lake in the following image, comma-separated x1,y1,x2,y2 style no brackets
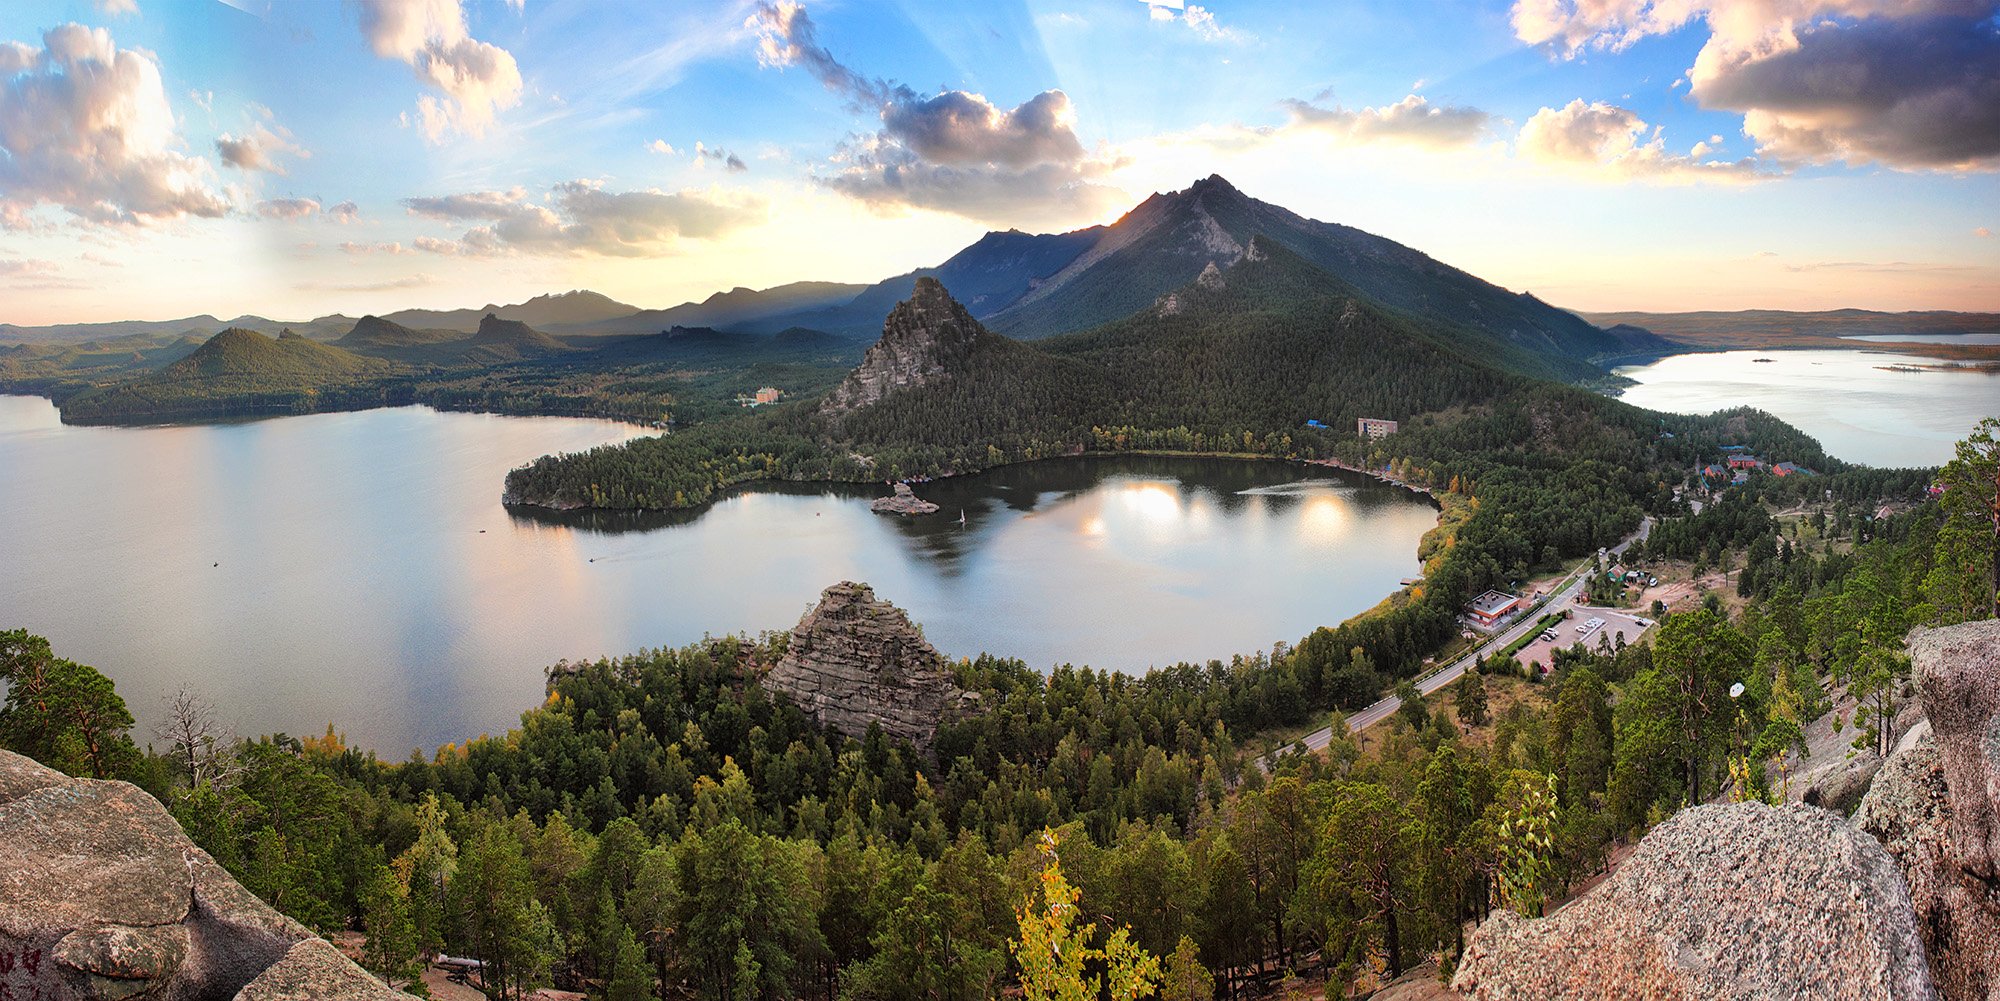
1612,349,1997,467
0,396,1437,753
1842,333,2000,346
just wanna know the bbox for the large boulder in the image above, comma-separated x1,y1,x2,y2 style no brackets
1451,801,1935,1001
1855,619,2000,1001
764,581,974,753
0,749,413,1001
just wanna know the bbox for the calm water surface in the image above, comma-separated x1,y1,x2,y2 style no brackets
1613,350,1997,467
0,397,1435,753
1842,333,2000,346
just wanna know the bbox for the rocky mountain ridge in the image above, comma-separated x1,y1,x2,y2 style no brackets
820,277,986,417
761,581,974,753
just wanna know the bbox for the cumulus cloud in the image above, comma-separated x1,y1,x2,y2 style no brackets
746,1,1122,226
647,139,678,155
327,200,361,223
1142,1,1241,42
694,141,748,173
94,0,139,16
0,23,229,228
1279,94,1494,149
216,117,309,174
401,180,766,256
255,197,323,220
1518,98,1773,182
354,0,523,143
1511,0,2000,171
1978,227,1994,238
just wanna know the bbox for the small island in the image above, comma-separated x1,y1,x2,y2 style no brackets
870,481,939,516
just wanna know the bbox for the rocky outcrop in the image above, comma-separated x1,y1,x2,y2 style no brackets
763,582,974,752
1855,619,2000,1001
870,482,939,516
1452,801,1936,1000
821,278,983,416
0,749,413,1001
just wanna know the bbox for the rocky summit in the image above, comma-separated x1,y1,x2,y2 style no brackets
1451,801,1936,1001
763,581,974,753
820,277,983,416
1856,619,2000,1001
0,749,412,1001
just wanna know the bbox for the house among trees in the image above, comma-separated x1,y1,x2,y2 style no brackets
1357,417,1399,440
1465,589,1523,630
1727,454,1766,470
754,387,782,404
1773,461,1815,477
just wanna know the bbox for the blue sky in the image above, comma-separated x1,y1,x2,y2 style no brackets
0,0,1995,323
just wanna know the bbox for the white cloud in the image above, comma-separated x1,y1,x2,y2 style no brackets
354,0,523,143
255,197,322,220
1511,0,2000,171
339,240,410,255
401,180,767,256
647,139,678,155
0,257,58,276
746,1,1123,226
0,24,229,228
94,0,139,16
1140,0,1241,41
327,200,361,223
1518,98,1774,183
216,118,309,174
1279,94,1494,149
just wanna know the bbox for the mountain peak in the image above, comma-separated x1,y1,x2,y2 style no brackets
1189,173,1239,195
822,280,985,417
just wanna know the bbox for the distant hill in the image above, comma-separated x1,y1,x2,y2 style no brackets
1578,308,2000,351
981,176,1659,375
466,313,568,358
384,290,640,334
59,327,397,423
334,315,465,352
568,282,869,338
163,328,391,380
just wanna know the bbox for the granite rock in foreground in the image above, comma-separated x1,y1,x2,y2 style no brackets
1452,801,1935,1001
0,748,413,1001
1856,619,2000,1001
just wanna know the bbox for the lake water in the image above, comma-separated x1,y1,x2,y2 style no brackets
0,396,1436,753
1612,349,1997,467
1843,333,2000,346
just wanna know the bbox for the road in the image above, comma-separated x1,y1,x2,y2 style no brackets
1261,515,1653,768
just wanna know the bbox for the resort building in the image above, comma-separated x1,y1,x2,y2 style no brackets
1357,417,1399,440
755,387,782,404
1773,461,1815,477
1727,454,1765,470
1466,589,1523,630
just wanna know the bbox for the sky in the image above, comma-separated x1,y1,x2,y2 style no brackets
0,0,1996,325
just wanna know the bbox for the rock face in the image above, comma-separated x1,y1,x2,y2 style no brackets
764,582,972,752
0,749,413,1001
821,277,983,416
1855,619,2000,1001
1452,801,1936,1001
870,482,939,516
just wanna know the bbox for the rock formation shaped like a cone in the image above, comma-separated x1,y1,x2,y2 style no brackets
763,581,973,752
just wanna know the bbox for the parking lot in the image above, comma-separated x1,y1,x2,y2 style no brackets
1509,603,1654,671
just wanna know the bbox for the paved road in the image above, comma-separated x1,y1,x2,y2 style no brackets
1261,516,1653,768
